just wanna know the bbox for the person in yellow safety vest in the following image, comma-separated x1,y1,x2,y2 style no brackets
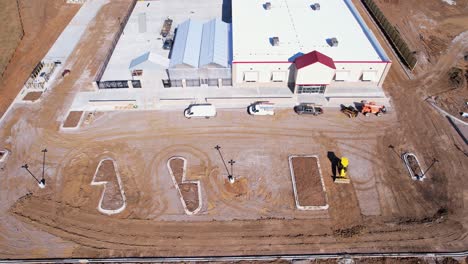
339,157,349,177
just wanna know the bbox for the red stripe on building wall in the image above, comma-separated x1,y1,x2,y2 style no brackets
232,61,391,64
295,84,328,86
232,61,292,64
334,61,391,63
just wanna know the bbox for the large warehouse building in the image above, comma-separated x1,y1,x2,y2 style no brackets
230,0,391,101
80,0,391,110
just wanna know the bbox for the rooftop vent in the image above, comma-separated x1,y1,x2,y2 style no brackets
271,37,279,46
264,2,272,10
329,37,338,47
311,3,320,10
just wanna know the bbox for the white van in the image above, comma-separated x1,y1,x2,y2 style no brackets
248,101,275,116
184,104,216,119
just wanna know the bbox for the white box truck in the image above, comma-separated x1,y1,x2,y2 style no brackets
184,104,217,119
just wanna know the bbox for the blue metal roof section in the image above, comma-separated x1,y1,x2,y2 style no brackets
199,18,230,68
129,51,169,70
129,52,150,69
169,19,203,68
343,0,390,62
170,18,231,68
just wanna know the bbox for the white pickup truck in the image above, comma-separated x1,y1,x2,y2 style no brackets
248,102,275,116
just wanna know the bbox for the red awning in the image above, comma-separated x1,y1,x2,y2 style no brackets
294,50,336,70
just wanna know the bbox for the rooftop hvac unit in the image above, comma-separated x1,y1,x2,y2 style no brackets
311,3,320,10
264,2,271,10
271,37,279,46
330,37,338,47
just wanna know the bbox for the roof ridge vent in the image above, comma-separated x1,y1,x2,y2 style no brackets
311,3,320,10
327,37,339,47
264,2,272,10
271,37,279,46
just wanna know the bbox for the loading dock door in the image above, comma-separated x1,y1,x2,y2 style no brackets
272,71,286,82
362,71,377,82
244,71,259,82
335,71,349,81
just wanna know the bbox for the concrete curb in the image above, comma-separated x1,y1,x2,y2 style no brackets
288,155,329,211
402,152,425,181
167,156,202,215
90,158,126,215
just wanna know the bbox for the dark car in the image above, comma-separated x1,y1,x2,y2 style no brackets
163,38,173,50
294,104,323,116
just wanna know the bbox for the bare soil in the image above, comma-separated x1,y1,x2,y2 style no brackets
372,0,468,117
168,157,200,213
432,57,468,117
374,0,468,70
0,0,467,259
62,111,83,128
291,157,327,207
354,258,429,264
169,158,184,184
94,160,124,211
179,183,200,213
0,0,23,77
0,0,79,118
22,91,42,102
407,155,423,177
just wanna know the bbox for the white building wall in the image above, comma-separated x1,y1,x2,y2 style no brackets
233,61,391,90
330,62,388,86
233,63,293,88
295,64,335,85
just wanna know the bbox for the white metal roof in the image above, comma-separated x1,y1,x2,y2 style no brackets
199,18,230,68
129,52,169,70
170,19,203,68
170,18,231,69
100,0,224,81
231,0,389,62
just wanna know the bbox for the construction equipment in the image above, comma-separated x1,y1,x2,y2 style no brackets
361,100,387,117
335,157,350,183
341,105,358,118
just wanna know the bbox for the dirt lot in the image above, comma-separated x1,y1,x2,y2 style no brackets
0,0,466,260
372,0,468,116
0,0,79,118
290,156,327,207
62,111,83,128
0,0,23,77
22,91,43,102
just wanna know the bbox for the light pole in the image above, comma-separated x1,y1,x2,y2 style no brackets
41,148,47,182
421,158,439,178
214,145,234,183
21,164,45,188
228,159,236,183
388,145,404,161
